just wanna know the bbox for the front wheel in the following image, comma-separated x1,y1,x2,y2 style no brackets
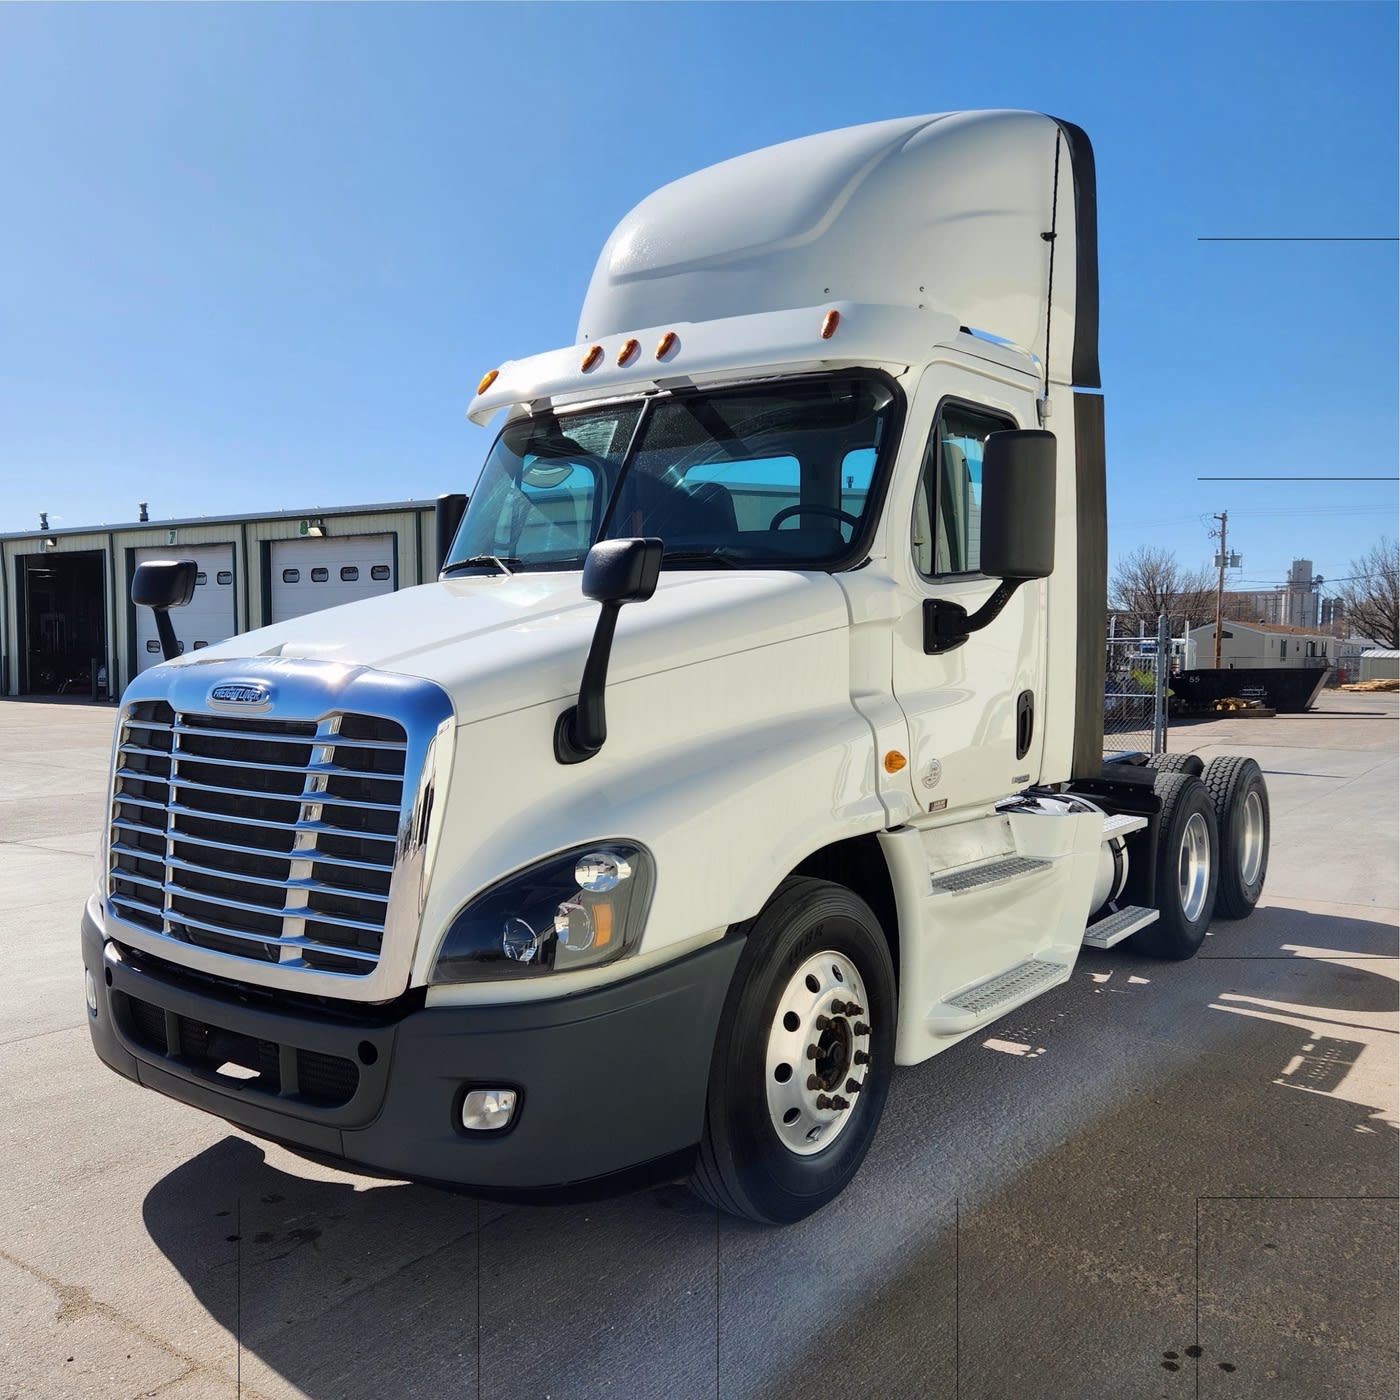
690,878,896,1224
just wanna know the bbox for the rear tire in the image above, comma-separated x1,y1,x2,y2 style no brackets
1130,772,1219,959
690,877,895,1225
1203,756,1270,918
1146,752,1204,777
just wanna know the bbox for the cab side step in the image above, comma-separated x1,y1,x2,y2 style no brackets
925,957,1070,1036
929,855,1051,897
1102,812,1148,839
1082,904,1158,949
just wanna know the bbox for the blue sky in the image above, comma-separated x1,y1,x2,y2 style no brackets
1,2,1395,600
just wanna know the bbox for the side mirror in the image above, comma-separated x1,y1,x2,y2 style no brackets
979,429,1056,580
555,538,664,764
132,560,197,661
435,493,469,575
582,537,664,605
924,430,1056,655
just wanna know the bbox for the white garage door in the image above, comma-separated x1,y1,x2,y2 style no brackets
135,544,236,672
270,535,396,624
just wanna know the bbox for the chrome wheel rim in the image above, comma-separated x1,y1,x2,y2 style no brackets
765,951,871,1156
1178,811,1212,922
1239,789,1265,887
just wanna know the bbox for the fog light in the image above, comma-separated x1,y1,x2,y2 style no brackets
84,969,97,1015
461,1088,518,1132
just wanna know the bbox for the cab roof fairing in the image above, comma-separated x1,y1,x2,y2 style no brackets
578,110,1097,391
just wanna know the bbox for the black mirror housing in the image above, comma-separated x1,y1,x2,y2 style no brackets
980,429,1056,580
435,493,468,575
132,559,198,610
582,537,664,604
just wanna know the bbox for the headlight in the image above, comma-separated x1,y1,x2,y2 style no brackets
430,842,655,983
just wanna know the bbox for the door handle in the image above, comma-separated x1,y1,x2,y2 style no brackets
1016,689,1034,760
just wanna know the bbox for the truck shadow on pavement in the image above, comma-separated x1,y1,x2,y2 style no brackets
141,907,1397,1400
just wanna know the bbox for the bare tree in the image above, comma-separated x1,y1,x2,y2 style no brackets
1109,546,1215,629
1332,538,1400,649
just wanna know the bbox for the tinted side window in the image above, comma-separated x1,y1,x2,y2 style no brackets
912,402,1014,577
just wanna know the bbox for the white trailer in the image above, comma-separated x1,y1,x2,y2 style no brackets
85,111,1270,1223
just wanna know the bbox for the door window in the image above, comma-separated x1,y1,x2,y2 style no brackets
912,402,1015,577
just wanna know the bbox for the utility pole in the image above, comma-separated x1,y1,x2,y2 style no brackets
1212,511,1227,668
1209,512,1242,668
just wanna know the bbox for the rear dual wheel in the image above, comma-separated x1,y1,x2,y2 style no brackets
1130,772,1219,959
1203,755,1269,918
691,878,895,1225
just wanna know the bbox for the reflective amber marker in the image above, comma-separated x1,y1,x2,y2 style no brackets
592,901,614,948
476,368,499,395
821,309,840,340
617,338,640,366
655,330,678,359
883,751,907,773
581,344,604,372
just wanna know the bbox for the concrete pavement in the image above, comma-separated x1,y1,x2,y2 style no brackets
1,693,1395,1399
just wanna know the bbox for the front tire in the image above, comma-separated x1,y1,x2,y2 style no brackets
1130,772,1220,959
690,877,896,1225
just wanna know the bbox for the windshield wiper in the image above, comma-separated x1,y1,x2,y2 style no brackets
661,548,745,569
441,555,524,577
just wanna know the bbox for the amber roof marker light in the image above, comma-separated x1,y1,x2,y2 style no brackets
821,309,841,340
617,338,640,367
476,369,499,395
581,344,604,372
655,330,678,359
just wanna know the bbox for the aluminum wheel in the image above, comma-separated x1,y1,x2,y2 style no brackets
1178,810,1212,922
1239,789,1265,887
764,951,872,1156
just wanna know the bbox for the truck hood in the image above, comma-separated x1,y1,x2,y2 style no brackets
174,570,851,726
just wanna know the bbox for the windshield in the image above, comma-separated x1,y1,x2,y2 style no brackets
446,374,898,573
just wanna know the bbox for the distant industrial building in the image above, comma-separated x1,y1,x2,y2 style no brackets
1220,558,1326,630
0,501,437,699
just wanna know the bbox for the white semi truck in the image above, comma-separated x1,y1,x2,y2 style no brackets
84,111,1270,1224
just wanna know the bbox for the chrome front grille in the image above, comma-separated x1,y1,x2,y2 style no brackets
109,700,408,977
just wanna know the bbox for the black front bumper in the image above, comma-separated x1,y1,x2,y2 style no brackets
82,906,742,1192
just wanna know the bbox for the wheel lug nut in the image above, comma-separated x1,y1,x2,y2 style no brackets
815,1094,832,1110
847,1004,864,1017
814,1014,832,1031
831,999,849,1015
853,1022,871,1036
832,1095,850,1111
806,1044,820,1060
853,1050,869,1065
807,1074,821,1091
846,1078,861,1093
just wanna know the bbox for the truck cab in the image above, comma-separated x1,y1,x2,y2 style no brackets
83,111,1270,1223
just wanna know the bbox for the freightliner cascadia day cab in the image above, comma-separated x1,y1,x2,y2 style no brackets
85,111,1271,1224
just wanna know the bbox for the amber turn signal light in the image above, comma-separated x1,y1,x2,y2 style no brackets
883,751,907,774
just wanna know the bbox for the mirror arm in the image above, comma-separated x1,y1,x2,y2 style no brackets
554,601,623,764
153,609,181,662
923,579,1023,655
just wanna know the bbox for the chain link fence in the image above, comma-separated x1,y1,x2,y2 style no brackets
1104,614,1171,755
